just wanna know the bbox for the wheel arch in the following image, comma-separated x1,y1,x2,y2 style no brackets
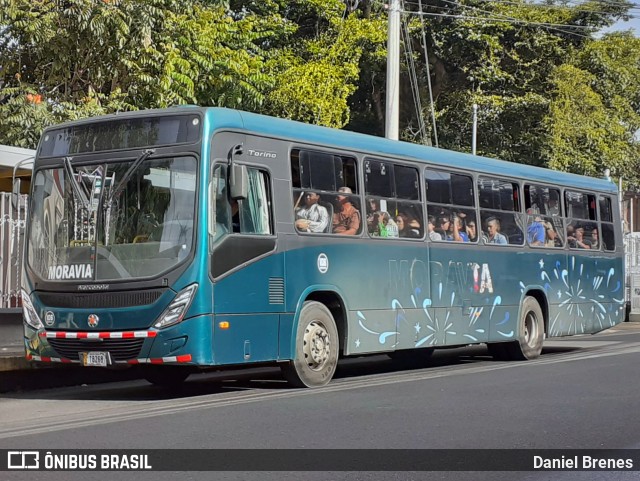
290,286,348,357
521,287,548,337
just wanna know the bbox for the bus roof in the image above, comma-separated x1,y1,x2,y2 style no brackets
219,108,618,195
39,106,618,194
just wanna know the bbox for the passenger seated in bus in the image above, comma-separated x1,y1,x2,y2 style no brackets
568,225,591,249
407,215,422,237
332,186,361,235
230,198,240,233
544,221,561,248
396,213,421,238
427,215,442,241
447,214,469,242
366,198,380,233
485,217,507,245
368,211,380,235
377,211,399,238
435,216,450,239
527,211,545,246
590,227,600,249
566,224,575,245
295,191,329,233
465,220,477,242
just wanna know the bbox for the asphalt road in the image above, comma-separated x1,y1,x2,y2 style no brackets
0,323,639,481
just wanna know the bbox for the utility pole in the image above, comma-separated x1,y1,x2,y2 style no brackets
385,0,400,140
472,103,478,155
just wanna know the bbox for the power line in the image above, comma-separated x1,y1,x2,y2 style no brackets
417,0,439,147
401,7,596,37
402,0,639,27
401,6,429,144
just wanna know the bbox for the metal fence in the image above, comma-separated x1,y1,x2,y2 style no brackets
0,192,28,309
624,232,640,318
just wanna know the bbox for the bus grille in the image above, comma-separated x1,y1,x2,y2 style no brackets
37,289,165,309
48,338,145,361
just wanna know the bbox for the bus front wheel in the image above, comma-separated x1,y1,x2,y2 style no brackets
508,296,544,360
282,301,339,388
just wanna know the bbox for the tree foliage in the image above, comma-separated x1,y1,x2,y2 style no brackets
0,0,639,187
543,33,640,185
0,0,281,147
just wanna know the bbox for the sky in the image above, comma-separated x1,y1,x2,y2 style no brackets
601,16,640,34
598,2,640,35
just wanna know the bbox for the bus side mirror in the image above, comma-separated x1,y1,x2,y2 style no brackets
11,178,21,210
230,164,248,200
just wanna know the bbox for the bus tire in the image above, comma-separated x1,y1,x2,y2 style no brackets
508,296,544,360
281,301,339,388
143,366,190,387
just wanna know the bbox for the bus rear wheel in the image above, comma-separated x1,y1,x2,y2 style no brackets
508,296,544,360
282,301,339,388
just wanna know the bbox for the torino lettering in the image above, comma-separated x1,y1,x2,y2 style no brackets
47,264,93,280
247,149,277,158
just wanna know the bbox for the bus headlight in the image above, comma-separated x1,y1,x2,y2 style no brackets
21,289,44,330
153,284,198,329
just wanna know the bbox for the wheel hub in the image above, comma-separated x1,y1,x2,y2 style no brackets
303,320,331,371
524,312,537,346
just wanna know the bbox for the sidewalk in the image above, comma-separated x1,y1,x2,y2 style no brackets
0,310,31,372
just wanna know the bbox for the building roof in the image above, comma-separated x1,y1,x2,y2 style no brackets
0,144,35,170
0,144,34,193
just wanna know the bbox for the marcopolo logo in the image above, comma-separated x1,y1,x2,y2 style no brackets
87,314,100,328
8,451,39,469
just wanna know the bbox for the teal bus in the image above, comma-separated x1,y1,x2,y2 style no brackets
21,107,625,387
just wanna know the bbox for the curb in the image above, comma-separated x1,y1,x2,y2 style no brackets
0,354,32,372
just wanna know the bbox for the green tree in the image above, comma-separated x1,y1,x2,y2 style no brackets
347,0,634,170
543,32,640,185
0,0,281,148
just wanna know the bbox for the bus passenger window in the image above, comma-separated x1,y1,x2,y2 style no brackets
211,165,272,239
601,223,616,251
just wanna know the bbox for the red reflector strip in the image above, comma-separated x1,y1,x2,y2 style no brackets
30,355,192,365
40,330,157,339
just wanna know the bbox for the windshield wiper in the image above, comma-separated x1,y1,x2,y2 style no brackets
104,148,155,210
63,156,90,211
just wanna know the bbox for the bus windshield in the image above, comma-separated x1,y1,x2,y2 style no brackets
27,155,197,282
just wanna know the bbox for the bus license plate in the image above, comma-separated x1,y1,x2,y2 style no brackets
80,351,110,367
